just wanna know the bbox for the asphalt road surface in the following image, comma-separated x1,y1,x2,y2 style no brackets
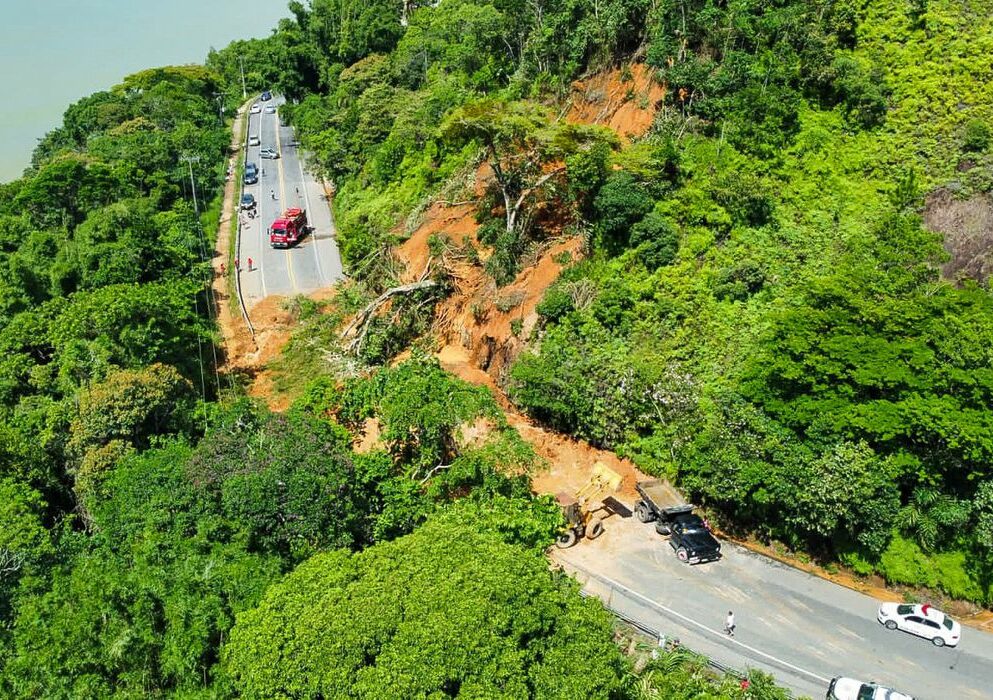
237,97,344,308
555,514,993,700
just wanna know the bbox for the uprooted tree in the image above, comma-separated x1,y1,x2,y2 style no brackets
441,99,618,237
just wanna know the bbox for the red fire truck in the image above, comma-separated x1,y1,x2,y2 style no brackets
269,207,309,248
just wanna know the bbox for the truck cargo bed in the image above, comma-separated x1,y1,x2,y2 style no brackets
635,479,689,511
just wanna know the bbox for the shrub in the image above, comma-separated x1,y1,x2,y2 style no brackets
537,285,575,322
630,211,679,270
714,260,765,301
592,171,653,254
877,534,985,603
963,120,991,152
830,54,890,128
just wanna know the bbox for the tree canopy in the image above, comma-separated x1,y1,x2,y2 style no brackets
223,513,628,699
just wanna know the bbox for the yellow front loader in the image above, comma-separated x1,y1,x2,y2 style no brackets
554,462,623,548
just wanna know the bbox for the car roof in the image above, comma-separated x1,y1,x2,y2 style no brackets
889,603,952,623
831,677,913,700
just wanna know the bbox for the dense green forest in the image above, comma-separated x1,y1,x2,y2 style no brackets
3,0,993,697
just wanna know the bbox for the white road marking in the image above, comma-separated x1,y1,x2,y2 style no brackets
562,561,833,685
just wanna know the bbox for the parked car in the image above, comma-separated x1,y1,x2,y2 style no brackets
826,677,913,700
250,104,262,114
259,147,279,159
260,90,272,101
264,105,276,114
243,162,258,185
877,603,960,647
240,193,256,210
248,134,260,147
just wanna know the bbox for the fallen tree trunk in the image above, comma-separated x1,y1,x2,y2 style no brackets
340,279,437,354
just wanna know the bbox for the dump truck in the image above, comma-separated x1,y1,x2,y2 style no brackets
635,479,721,564
269,207,309,248
555,462,623,548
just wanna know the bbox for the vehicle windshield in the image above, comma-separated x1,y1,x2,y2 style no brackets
896,604,915,615
676,516,707,534
856,684,876,700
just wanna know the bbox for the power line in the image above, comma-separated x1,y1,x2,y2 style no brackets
181,153,229,399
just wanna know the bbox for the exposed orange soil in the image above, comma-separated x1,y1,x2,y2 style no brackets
397,201,479,279
435,345,646,503
566,63,666,142
389,63,670,503
353,417,383,454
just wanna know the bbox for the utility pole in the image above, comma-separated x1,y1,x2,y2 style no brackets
213,92,224,123
239,56,247,99
180,155,201,219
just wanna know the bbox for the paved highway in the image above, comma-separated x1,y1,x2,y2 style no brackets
555,515,993,699
237,96,344,308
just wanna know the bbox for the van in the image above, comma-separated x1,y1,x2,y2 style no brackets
248,134,260,147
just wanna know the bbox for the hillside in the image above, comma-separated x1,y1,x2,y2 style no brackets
272,0,993,605
3,0,993,697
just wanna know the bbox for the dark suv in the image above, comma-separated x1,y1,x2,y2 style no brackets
260,90,272,101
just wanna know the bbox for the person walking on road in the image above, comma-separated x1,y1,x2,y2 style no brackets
270,189,275,200
247,257,253,272
725,611,736,637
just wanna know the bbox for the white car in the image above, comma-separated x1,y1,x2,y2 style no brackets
264,105,276,114
877,603,960,647
248,134,260,147
827,676,913,700
250,104,262,114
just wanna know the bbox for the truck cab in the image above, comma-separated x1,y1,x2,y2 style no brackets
666,511,721,564
269,207,308,248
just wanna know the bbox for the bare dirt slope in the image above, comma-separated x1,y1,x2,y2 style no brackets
436,345,647,503
567,63,666,141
